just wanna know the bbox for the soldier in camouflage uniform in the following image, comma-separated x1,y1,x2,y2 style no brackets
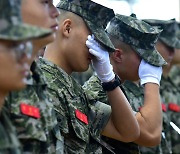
83,14,167,154
38,0,140,153
144,19,180,154
0,0,52,153
5,0,63,153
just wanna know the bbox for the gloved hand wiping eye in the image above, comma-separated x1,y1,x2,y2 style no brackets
86,35,115,83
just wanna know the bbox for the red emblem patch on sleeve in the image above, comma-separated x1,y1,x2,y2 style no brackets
75,109,88,125
168,103,180,112
20,103,41,119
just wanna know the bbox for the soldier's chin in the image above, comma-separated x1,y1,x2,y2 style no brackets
44,33,56,45
10,82,26,91
75,64,89,73
33,33,55,50
15,78,27,90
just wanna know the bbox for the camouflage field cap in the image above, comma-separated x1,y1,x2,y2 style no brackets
106,14,167,66
0,0,52,41
143,19,180,49
57,0,115,52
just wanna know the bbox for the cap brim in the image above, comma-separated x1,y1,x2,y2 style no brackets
160,36,180,49
132,46,167,67
84,19,115,52
0,23,52,41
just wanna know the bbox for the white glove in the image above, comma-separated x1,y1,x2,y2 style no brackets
138,59,162,86
86,35,115,82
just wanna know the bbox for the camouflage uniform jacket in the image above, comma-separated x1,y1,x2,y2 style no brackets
38,58,111,154
121,80,144,112
123,80,172,154
160,67,180,154
123,78,177,154
119,81,163,154
123,81,169,154
0,106,21,154
83,75,141,154
5,61,63,154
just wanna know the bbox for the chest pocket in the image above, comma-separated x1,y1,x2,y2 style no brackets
6,90,47,142
66,93,90,143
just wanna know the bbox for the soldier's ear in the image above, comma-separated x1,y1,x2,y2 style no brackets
112,48,123,63
62,19,72,37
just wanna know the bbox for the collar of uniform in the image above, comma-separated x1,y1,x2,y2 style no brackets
38,58,73,88
25,73,34,85
34,61,47,85
122,80,144,97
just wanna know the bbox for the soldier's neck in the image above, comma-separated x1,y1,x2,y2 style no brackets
162,65,172,77
44,42,73,75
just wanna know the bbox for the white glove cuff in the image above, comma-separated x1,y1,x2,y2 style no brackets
100,71,115,83
140,76,160,86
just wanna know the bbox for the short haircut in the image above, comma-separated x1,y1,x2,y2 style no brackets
57,9,84,26
107,33,133,53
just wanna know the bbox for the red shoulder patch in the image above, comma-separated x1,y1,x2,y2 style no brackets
75,109,88,125
20,103,41,119
168,103,180,112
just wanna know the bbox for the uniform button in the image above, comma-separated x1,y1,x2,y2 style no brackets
49,98,52,102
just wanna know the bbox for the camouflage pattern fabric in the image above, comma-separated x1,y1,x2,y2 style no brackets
169,65,180,88
0,0,52,41
140,111,172,154
83,75,141,154
5,61,63,154
121,81,144,112
38,58,112,154
160,66,180,154
143,19,180,49
106,14,166,67
120,81,170,154
122,81,172,154
160,112,172,154
0,106,21,154
57,0,115,52
140,145,162,154
122,81,166,154
83,76,172,154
